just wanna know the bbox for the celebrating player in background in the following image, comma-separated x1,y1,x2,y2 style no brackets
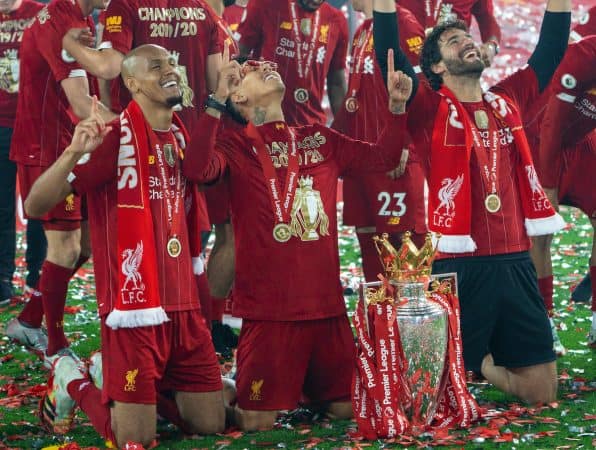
332,0,427,282
399,0,501,66
7,0,116,368
525,36,596,350
373,0,570,404
223,0,248,40
0,0,47,306
182,46,412,430
237,0,348,125
25,46,227,448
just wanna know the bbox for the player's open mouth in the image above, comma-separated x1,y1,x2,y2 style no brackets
461,46,479,60
264,72,280,82
161,80,178,88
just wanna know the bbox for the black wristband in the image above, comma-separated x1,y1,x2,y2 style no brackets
204,94,227,113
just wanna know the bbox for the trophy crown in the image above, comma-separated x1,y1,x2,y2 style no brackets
298,175,314,188
373,232,439,282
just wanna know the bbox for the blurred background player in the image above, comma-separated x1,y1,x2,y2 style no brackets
237,0,349,126
332,0,427,282
7,0,116,367
0,0,47,306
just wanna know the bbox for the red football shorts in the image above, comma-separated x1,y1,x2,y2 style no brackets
17,164,82,231
558,135,596,218
342,159,426,233
205,181,231,225
101,309,222,405
236,315,356,411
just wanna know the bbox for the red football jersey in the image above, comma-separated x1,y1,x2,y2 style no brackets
0,0,44,128
331,11,425,232
71,125,199,317
185,114,407,321
399,0,501,42
407,68,541,257
237,0,348,126
333,10,424,142
524,37,596,188
100,0,223,130
9,0,94,166
223,3,247,41
571,6,596,42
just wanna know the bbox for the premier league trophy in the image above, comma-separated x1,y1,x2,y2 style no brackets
353,232,475,438
375,232,448,430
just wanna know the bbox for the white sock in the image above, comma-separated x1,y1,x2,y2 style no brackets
592,311,596,327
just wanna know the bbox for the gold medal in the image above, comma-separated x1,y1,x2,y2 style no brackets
300,17,312,35
484,193,501,213
273,223,292,243
294,88,309,104
474,110,489,129
345,96,359,112
164,143,176,167
167,236,182,257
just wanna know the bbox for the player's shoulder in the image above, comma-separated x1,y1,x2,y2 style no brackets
47,0,79,17
20,0,45,14
321,3,345,22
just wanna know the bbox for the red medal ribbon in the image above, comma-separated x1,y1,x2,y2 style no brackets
429,292,483,428
147,128,184,241
347,22,374,102
469,111,500,198
289,1,321,80
246,122,300,227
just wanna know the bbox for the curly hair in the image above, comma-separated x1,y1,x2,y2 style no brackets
420,20,468,91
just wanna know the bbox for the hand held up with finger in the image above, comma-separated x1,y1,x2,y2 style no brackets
386,49,412,115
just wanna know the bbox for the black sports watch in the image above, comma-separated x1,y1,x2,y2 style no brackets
204,94,227,113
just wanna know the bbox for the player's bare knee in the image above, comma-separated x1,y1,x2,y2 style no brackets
326,401,353,420
46,230,82,267
184,406,225,435
46,243,80,268
531,234,553,253
176,391,226,435
236,409,276,431
512,363,557,405
111,403,156,449
519,383,557,405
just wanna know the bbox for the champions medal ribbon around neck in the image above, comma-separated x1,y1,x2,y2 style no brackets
289,1,320,103
428,86,565,253
246,122,300,243
352,232,482,438
106,100,188,329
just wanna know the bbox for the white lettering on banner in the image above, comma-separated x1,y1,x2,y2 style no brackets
117,118,138,190
138,7,206,22
360,355,376,389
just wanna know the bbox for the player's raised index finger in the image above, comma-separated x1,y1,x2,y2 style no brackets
387,48,394,75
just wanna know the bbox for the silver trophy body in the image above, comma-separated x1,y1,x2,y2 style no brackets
395,281,448,428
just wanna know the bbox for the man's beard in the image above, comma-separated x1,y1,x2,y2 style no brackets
443,57,484,80
166,95,184,108
297,0,323,12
